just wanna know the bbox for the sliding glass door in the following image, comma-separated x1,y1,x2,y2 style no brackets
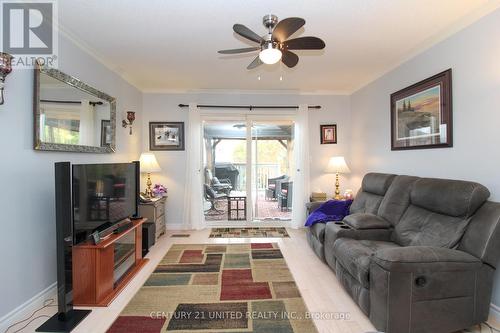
251,121,294,221
202,117,294,225
202,120,247,222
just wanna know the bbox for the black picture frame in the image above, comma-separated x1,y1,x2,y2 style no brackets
100,120,111,147
390,69,453,150
149,122,185,151
320,124,337,144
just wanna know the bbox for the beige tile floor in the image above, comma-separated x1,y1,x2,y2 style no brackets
6,228,499,333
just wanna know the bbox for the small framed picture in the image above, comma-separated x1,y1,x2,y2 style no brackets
100,120,112,147
320,124,337,144
149,122,185,151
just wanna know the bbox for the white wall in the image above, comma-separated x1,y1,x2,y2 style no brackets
142,92,351,227
0,33,142,319
3,5,500,324
350,8,500,315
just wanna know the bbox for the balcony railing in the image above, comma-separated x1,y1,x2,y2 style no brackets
232,163,281,191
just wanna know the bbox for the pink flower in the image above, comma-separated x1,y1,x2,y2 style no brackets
152,184,167,196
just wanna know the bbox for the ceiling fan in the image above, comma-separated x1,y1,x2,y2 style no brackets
218,14,325,69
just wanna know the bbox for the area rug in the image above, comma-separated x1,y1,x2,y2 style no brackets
209,227,290,238
107,243,317,332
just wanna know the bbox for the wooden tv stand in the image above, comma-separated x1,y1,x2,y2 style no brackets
72,218,149,307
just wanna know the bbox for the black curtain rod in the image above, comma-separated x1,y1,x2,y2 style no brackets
41,99,104,106
178,104,321,110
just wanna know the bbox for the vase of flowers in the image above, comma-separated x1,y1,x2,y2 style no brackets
152,184,168,197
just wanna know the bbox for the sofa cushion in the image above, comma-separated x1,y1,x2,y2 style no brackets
372,246,482,272
392,178,490,248
332,238,400,288
410,178,489,218
309,222,327,242
362,173,397,196
344,213,391,230
377,175,419,226
393,205,470,248
350,192,384,215
350,173,396,215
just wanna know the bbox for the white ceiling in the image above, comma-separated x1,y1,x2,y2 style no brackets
58,0,500,93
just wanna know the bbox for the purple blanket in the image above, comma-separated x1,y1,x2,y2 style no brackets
305,199,353,227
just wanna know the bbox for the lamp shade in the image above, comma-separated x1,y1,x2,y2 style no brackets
325,156,351,174
139,153,161,173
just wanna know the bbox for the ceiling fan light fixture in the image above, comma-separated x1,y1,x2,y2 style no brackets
219,15,325,69
259,42,282,65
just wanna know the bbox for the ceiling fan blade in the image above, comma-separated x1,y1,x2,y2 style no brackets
233,24,263,44
281,50,299,68
218,47,260,54
247,56,263,70
272,17,305,42
283,36,325,50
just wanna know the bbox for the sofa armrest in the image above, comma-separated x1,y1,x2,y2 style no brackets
324,222,393,250
306,201,324,215
344,213,391,230
373,246,481,273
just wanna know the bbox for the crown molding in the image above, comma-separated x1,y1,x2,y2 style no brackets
57,22,144,91
142,88,350,96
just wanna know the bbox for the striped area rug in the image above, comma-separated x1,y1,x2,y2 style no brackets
209,227,290,238
107,243,316,332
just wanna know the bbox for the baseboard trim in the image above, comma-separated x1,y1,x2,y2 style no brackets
490,303,500,324
167,223,187,230
0,282,57,332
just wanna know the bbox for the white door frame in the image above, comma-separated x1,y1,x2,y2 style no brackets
201,112,297,228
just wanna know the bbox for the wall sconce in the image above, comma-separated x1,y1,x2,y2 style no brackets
122,111,136,135
0,52,13,106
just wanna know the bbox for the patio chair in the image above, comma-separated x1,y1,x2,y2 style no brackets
205,168,232,195
215,163,239,190
204,184,227,215
266,175,288,200
278,181,293,211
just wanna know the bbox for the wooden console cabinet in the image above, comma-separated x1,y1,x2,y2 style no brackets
72,218,149,307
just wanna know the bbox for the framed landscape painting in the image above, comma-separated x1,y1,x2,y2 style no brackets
320,124,337,144
390,69,452,150
149,122,185,151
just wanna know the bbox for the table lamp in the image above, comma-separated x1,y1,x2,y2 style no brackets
139,152,162,198
325,156,351,200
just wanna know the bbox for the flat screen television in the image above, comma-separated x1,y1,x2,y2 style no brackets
72,162,138,244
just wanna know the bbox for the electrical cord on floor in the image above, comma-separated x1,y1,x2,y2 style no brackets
3,299,56,333
483,321,500,333
9,315,50,333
